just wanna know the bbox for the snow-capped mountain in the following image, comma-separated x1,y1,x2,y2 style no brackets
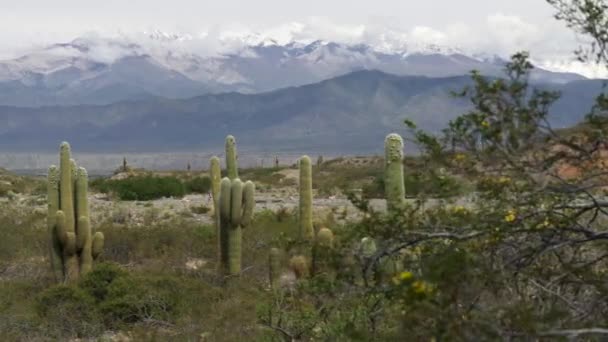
0,33,589,107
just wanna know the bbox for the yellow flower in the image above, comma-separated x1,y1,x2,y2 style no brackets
454,153,466,161
451,205,468,215
399,271,413,281
412,280,431,294
504,209,517,223
537,218,550,229
498,176,511,184
481,120,490,128
392,271,414,285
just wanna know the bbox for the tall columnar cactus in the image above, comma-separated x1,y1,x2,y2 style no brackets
210,156,222,268
384,133,405,213
219,177,255,275
268,248,281,289
299,155,314,240
225,135,238,180
47,142,104,283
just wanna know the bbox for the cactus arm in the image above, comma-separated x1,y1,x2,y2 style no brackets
219,178,232,274
269,248,281,289
228,179,243,274
230,179,243,227
225,135,238,180
47,166,64,281
78,216,93,274
210,156,222,270
240,181,255,227
92,232,104,259
298,156,314,240
59,143,75,237
384,134,405,213
75,167,89,224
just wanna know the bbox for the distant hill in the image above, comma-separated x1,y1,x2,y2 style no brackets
0,70,603,154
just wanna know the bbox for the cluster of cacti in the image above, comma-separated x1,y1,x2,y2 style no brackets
268,226,335,287
209,135,256,276
299,155,314,240
47,142,104,283
219,177,255,275
384,133,405,213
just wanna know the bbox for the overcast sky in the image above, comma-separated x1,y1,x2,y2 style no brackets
0,0,593,70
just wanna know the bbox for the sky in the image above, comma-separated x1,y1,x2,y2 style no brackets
0,0,600,75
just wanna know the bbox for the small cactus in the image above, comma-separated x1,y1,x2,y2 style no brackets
360,237,377,258
269,248,281,289
219,177,255,275
312,227,334,276
316,227,334,248
299,156,314,240
225,135,238,180
360,236,402,284
48,142,104,283
385,133,405,213
289,255,309,279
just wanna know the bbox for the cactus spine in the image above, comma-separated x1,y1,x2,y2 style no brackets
219,177,255,275
225,135,238,180
384,133,405,213
299,155,314,240
48,142,104,283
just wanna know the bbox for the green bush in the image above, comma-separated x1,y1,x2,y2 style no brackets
92,175,186,201
100,274,182,326
36,285,101,337
184,176,212,194
79,262,128,302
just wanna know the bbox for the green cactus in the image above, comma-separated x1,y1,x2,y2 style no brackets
219,177,255,275
209,156,222,267
289,255,309,279
316,227,334,248
48,142,104,283
312,227,334,276
360,237,377,258
47,166,63,282
360,236,403,284
299,155,314,240
225,135,238,180
268,248,281,289
384,133,405,213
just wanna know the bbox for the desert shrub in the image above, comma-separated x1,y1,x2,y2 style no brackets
36,285,101,337
93,175,186,201
184,176,212,194
79,262,128,302
100,274,182,326
363,169,466,198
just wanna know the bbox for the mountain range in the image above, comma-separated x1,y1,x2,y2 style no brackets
0,35,587,107
0,70,603,155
